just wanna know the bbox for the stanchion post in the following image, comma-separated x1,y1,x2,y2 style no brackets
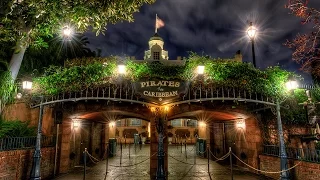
176,135,178,149
180,138,182,153
194,142,196,165
135,141,137,153
207,145,210,173
106,144,109,175
120,142,123,166
185,140,187,159
125,135,127,147
229,147,233,180
129,143,131,159
83,148,87,180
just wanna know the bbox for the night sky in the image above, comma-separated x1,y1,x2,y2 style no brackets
85,0,320,83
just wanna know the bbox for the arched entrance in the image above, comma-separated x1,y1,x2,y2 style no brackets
29,83,277,179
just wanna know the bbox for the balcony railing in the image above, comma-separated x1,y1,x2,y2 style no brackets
0,136,55,151
263,145,320,163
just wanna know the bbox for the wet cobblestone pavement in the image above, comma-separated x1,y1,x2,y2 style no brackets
54,145,272,180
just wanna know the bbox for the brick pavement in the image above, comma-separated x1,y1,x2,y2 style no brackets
54,145,272,180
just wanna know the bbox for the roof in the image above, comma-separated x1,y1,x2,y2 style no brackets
149,33,163,41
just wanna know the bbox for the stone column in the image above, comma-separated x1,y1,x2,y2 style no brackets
101,123,109,159
58,117,72,173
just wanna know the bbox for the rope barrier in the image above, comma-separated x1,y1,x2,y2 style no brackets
108,152,157,167
209,149,231,161
231,152,302,174
169,154,207,165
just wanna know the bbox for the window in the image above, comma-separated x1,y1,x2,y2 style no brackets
116,120,122,127
187,119,197,127
171,119,182,127
130,118,141,126
153,52,160,60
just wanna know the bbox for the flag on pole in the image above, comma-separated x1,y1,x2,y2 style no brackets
155,14,165,33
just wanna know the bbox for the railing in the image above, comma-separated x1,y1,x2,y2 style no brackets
0,136,55,151
263,145,320,163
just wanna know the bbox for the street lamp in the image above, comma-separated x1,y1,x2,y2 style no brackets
276,78,298,180
28,82,44,180
247,22,257,68
197,65,205,75
118,65,126,74
62,25,73,41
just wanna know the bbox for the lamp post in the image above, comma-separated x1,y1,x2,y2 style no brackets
276,99,289,180
247,22,257,68
154,106,169,180
276,79,298,180
27,82,44,180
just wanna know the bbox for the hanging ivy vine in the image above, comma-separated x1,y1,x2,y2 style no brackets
33,53,303,101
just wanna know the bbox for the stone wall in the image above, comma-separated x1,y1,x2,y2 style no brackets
259,155,320,180
2,102,55,136
233,117,262,169
210,116,263,170
0,147,55,180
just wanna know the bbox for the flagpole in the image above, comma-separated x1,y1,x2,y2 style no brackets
155,14,158,34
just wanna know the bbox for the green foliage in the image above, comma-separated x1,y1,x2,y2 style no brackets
0,118,36,138
32,54,299,99
33,57,117,94
0,0,156,48
0,71,17,106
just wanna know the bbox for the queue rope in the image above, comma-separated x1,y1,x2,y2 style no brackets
231,152,302,174
109,152,157,167
169,154,207,165
169,150,231,165
209,149,231,161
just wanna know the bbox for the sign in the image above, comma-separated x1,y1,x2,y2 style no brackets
133,79,189,104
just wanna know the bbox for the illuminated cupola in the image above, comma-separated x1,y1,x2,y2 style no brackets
144,33,168,60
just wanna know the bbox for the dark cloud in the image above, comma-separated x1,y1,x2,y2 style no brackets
85,0,320,82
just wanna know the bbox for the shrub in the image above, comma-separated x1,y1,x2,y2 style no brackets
0,118,36,138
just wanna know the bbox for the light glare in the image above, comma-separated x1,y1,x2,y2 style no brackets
197,66,205,75
247,22,257,39
63,27,72,37
285,80,298,90
118,65,126,74
236,119,246,130
22,81,32,90
73,120,81,129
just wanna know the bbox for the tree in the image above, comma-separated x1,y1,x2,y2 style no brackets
20,33,99,76
0,0,155,80
285,0,320,82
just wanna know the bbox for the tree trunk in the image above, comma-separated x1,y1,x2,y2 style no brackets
8,41,27,81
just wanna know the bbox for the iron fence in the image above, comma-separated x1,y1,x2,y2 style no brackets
263,145,320,163
0,136,55,151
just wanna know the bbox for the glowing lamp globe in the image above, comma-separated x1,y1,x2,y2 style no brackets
197,66,205,75
22,81,32,90
247,22,257,40
118,65,126,74
285,80,298,90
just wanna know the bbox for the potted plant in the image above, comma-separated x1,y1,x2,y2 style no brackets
167,132,173,144
141,132,147,144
